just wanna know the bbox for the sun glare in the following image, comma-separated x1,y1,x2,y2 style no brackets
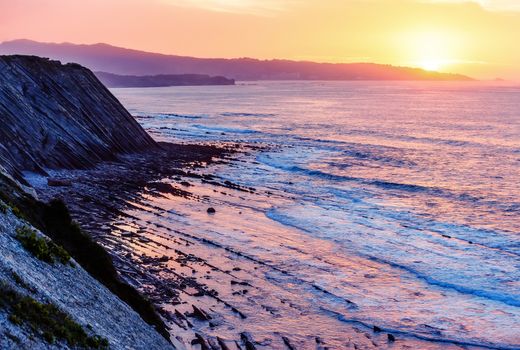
401,30,461,73
420,60,443,72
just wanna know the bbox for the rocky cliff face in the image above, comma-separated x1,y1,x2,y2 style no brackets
0,55,157,179
0,56,173,349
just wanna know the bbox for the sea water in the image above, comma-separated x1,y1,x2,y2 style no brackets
112,81,520,349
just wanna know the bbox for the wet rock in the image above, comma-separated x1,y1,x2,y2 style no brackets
240,332,257,350
190,305,212,321
208,338,221,350
282,336,296,350
192,334,211,350
157,255,169,262
207,289,219,297
193,290,206,297
217,337,232,350
121,231,136,238
47,178,73,187
231,280,251,287
147,182,192,198
174,309,187,321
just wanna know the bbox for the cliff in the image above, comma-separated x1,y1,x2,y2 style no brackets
0,39,473,81
0,55,157,180
95,71,235,88
0,56,173,348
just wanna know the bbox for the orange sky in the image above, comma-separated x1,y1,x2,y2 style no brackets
1,0,520,79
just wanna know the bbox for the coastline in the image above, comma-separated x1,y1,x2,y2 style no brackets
2,54,518,348
27,135,513,350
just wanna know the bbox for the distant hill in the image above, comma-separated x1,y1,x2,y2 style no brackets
95,71,235,88
0,39,473,81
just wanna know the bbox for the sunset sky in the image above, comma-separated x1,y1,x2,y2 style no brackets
1,0,520,79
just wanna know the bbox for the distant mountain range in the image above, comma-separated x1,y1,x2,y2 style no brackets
0,39,473,81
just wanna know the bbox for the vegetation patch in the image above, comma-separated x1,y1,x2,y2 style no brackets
0,200,24,220
0,200,8,214
0,282,109,349
11,205,25,220
15,226,71,265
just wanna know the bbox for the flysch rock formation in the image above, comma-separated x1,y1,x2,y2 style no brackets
0,56,174,349
0,55,157,181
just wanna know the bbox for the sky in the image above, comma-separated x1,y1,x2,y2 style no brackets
1,0,520,79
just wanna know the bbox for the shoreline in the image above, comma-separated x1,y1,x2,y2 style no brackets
26,138,510,350
27,141,261,347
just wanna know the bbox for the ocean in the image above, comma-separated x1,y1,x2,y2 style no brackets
111,81,520,349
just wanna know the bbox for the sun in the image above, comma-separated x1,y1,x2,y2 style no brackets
420,60,443,72
402,30,460,73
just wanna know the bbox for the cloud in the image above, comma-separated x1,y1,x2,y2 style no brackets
160,0,299,15
162,1,520,16
425,0,520,12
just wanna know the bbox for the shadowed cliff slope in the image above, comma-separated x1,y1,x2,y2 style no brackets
0,55,157,179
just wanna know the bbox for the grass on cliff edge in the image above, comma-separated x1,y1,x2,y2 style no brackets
15,225,71,265
0,282,109,349
0,175,170,341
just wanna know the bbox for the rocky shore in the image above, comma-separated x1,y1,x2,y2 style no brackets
27,141,261,349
